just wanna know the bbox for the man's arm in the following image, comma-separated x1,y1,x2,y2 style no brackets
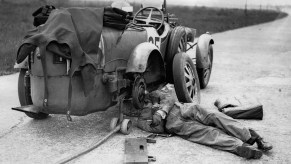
150,88,177,127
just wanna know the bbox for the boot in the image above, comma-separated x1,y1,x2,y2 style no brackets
235,144,263,159
249,129,273,151
256,137,273,151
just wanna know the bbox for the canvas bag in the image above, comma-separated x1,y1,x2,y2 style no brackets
214,94,263,120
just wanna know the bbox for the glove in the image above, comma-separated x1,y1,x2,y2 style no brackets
150,112,162,127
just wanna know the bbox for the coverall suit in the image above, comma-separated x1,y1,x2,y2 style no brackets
137,86,271,158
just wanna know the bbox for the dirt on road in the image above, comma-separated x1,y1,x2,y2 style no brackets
1,9,291,164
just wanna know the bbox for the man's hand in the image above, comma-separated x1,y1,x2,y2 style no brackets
150,112,162,127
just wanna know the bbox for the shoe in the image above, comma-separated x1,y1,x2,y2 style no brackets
256,137,273,151
249,129,273,151
235,145,263,159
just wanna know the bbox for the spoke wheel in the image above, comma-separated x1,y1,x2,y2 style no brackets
18,69,49,119
132,76,146,109
197,44,213,89
173,52,200,103
166,26,186,83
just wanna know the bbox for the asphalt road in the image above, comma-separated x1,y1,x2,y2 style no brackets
1,9,291,164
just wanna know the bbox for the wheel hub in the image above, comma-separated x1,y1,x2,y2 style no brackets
184,63,197,99
132,76,146,109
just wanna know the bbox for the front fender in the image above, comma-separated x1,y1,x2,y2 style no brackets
196,33,214,68
126,42,164,73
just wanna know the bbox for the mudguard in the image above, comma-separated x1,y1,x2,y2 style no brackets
196,33,214,68
126,42,164,73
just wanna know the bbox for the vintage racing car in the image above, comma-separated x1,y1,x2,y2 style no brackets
13,0,214,134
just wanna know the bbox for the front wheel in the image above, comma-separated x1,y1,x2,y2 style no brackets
18,69,49,119
172,52,201,103
197,44,213,89
166,26,187,83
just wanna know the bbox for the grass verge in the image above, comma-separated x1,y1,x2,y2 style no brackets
168,6,288,36
0,1,288,76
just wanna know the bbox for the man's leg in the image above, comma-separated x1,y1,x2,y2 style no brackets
180,103,252,143
166,106,262,159
180,103,272,151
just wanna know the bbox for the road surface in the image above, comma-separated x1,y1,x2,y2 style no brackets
1,9,291,164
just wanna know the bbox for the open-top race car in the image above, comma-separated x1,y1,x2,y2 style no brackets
13,0,214,134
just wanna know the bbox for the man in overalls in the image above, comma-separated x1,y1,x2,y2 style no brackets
137,86,272,159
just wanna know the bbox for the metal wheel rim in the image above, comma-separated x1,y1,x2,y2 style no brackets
184,62,198,100
137,84,146,103
177,36,186,52
133,77,146,106
203,49,212,82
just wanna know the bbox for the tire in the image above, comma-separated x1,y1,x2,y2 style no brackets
18,69,49,119
120,119,132,135
197,44,213,89
166,26,186,83
110,117,119,131
172,52,201,103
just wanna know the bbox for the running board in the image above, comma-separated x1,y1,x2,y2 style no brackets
12,105,42,114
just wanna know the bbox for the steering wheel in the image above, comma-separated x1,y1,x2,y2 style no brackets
133,7,164,31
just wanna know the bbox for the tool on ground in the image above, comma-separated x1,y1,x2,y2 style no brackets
124,137,156,164
147,133,173,139
57,95,132,164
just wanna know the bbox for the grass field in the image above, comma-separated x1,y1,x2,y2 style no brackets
0,1,287,75
168,6,288,35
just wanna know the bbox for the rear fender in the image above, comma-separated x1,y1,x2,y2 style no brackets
126,42,165,73
196,33,214,68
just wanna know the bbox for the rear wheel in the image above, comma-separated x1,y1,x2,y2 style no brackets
166,26,186,83
197,44,213,89
172,52,200,103
18,69,49,119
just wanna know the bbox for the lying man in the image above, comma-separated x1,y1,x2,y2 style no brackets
137,86,272,159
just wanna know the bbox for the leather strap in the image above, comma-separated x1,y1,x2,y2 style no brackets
66,76,73,121
40,45,49,108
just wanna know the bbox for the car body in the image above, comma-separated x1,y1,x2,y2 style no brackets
13,0,214,128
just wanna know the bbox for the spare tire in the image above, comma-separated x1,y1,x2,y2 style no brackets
172,52,201,103
166,26,186,83
18,69,49,119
